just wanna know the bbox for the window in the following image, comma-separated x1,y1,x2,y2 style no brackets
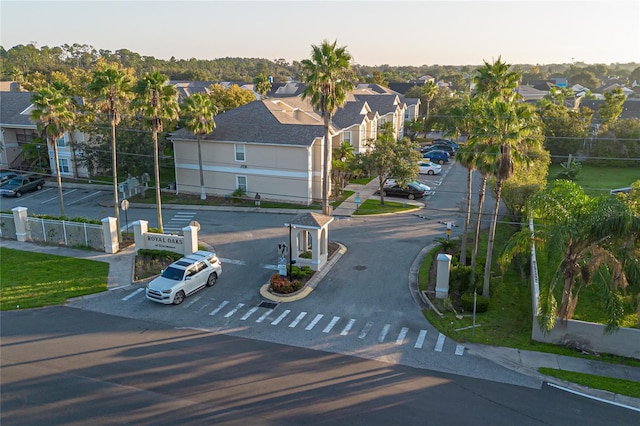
236,175,247,192
342,131,351,144
56,135,67,148
235,144,245,161
58,158,70,174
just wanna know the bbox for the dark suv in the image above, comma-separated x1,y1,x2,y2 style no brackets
0,174,45,197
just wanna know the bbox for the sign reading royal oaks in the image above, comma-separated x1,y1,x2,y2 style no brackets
145,232,184,252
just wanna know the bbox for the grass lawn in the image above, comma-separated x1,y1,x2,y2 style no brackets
548,164,640,196
352,198,420,215
0,247,109,310
539,368,640,399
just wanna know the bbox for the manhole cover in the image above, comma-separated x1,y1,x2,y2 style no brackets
353,265,367,271
259,301,278,309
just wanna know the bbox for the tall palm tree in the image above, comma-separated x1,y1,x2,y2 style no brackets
181,93,217,200
132,72,180,233
87,61,134,242
30,83,76,217
473,56,520,102
301,39,354,215
421,80,438,135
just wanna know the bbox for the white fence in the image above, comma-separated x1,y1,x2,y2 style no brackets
25,217,104,250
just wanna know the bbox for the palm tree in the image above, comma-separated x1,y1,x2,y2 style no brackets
87,61,134,241
132,72,180,233
473,56,520,102
501,180,640,331
301,39,354,215
30,83,76,217
421,80,438,135
181,93,217,200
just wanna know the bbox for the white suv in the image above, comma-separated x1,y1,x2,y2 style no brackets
146,250,222,305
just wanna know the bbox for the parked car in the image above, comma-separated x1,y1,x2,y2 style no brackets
385,178,432,195
433,138,460,150
377,182,426,200
0,174,45,197
146,250,222,305
421,143,456,156
422,150,449,165
0,171,18,184
417,161,442,175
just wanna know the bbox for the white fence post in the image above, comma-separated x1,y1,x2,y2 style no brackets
133,220,148,253
102,217,119,254
182,225,198,256
11,207,29,242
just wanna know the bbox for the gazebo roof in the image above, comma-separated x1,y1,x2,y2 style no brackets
289,212,334,229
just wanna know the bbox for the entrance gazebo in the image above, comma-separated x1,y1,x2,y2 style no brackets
286,212,334,271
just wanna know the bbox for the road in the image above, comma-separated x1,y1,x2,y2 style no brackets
2,307,637,425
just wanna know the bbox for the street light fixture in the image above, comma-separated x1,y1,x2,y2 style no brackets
284,222,297,282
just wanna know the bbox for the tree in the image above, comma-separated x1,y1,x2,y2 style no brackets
253,74,272,99
501,180,640,331
598,87,626,132
181,93,217,200
87,60,134,241
208,83,256,113
132,71,180,232
301,39,355,215
420,81,438,134
361,122,421,205
331,141,355,195
30,82,76,217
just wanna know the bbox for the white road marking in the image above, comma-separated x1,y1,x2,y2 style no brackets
122,288,144,301
208,300,229,316
340,319,356,336
184,296,201,308
67,191,100,205
218,258,246,266
358,321,373,339
323,316,340,333
271,310,291,325
378,324,391,343
435,333,446,352
42,189,77,203
305,314,324,331
241,306,259,320
455,344,465,356
288,312,307,328
415,330,427,348
224,303,244,318
196,301,211,313
256,309,273,323
396,327,409,344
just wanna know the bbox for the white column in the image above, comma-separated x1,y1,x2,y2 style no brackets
102,217,119,254
435,253,452,299
182,225,198,255
12,207,29,242
133,220,148,253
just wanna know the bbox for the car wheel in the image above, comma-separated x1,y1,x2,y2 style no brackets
15,191,22,197
206,272,218,287
408,194,415,200
438,159,444,165
428,170,434,175
173,290,185,305
36,183,43,190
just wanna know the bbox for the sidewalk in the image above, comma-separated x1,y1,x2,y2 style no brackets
2,198,639,411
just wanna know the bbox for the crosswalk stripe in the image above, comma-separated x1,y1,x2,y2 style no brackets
455,344,465,356
289,312,307,328
340,319,356,336
305,314,324,331
271,309,291,325
323,316,340,333
208,300,229,316
256,309,272,323
224,303,244,318
122,288,144,301
415,330,427,348
241,306,258,320
378,324,391,343
434,333,446,352
396,327,409,344
358,321,373,339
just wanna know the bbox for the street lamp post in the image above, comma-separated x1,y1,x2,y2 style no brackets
285,223,296,282
36,144,41,172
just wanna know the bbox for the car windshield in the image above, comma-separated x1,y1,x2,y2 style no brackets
161,266,185,281
6,178,22,185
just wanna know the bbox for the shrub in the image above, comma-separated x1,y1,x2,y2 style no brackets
449,265,482,295
299,251,312,259
460,292,489,313
290,265,313,279
270,273,303,294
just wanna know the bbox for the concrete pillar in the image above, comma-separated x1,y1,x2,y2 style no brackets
182,225,198,255
133,220,148,253
102,217,119,254
12,207,29,242
435,253,452,299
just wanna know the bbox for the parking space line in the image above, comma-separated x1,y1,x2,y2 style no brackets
42,189,77,204
208,300,229,316
434,333,446,352
288,312,307,328
415,330,427,348
305,314,324,331
271,309,291,325
67,191,100,205
196,301,212,313
224,303,244,318
358,321,373,339
395,327,409,344
340,319,356,336
240,306,258,320
256,309,272,323
323,316,340,333
122,288,144,301
455,345,465,356
377,324,391,343
184,296,201,308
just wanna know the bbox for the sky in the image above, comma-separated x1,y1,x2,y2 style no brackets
1,0,639,67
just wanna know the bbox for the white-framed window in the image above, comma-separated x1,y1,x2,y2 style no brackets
58,158,70,174
56,134,67,148
236,175,247,192
235,144,246,162
342,131,351,144
359,125,365,143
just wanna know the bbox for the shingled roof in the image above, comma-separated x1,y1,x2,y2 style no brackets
0,91,36,128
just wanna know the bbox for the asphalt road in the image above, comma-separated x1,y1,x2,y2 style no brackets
2,307,638,426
